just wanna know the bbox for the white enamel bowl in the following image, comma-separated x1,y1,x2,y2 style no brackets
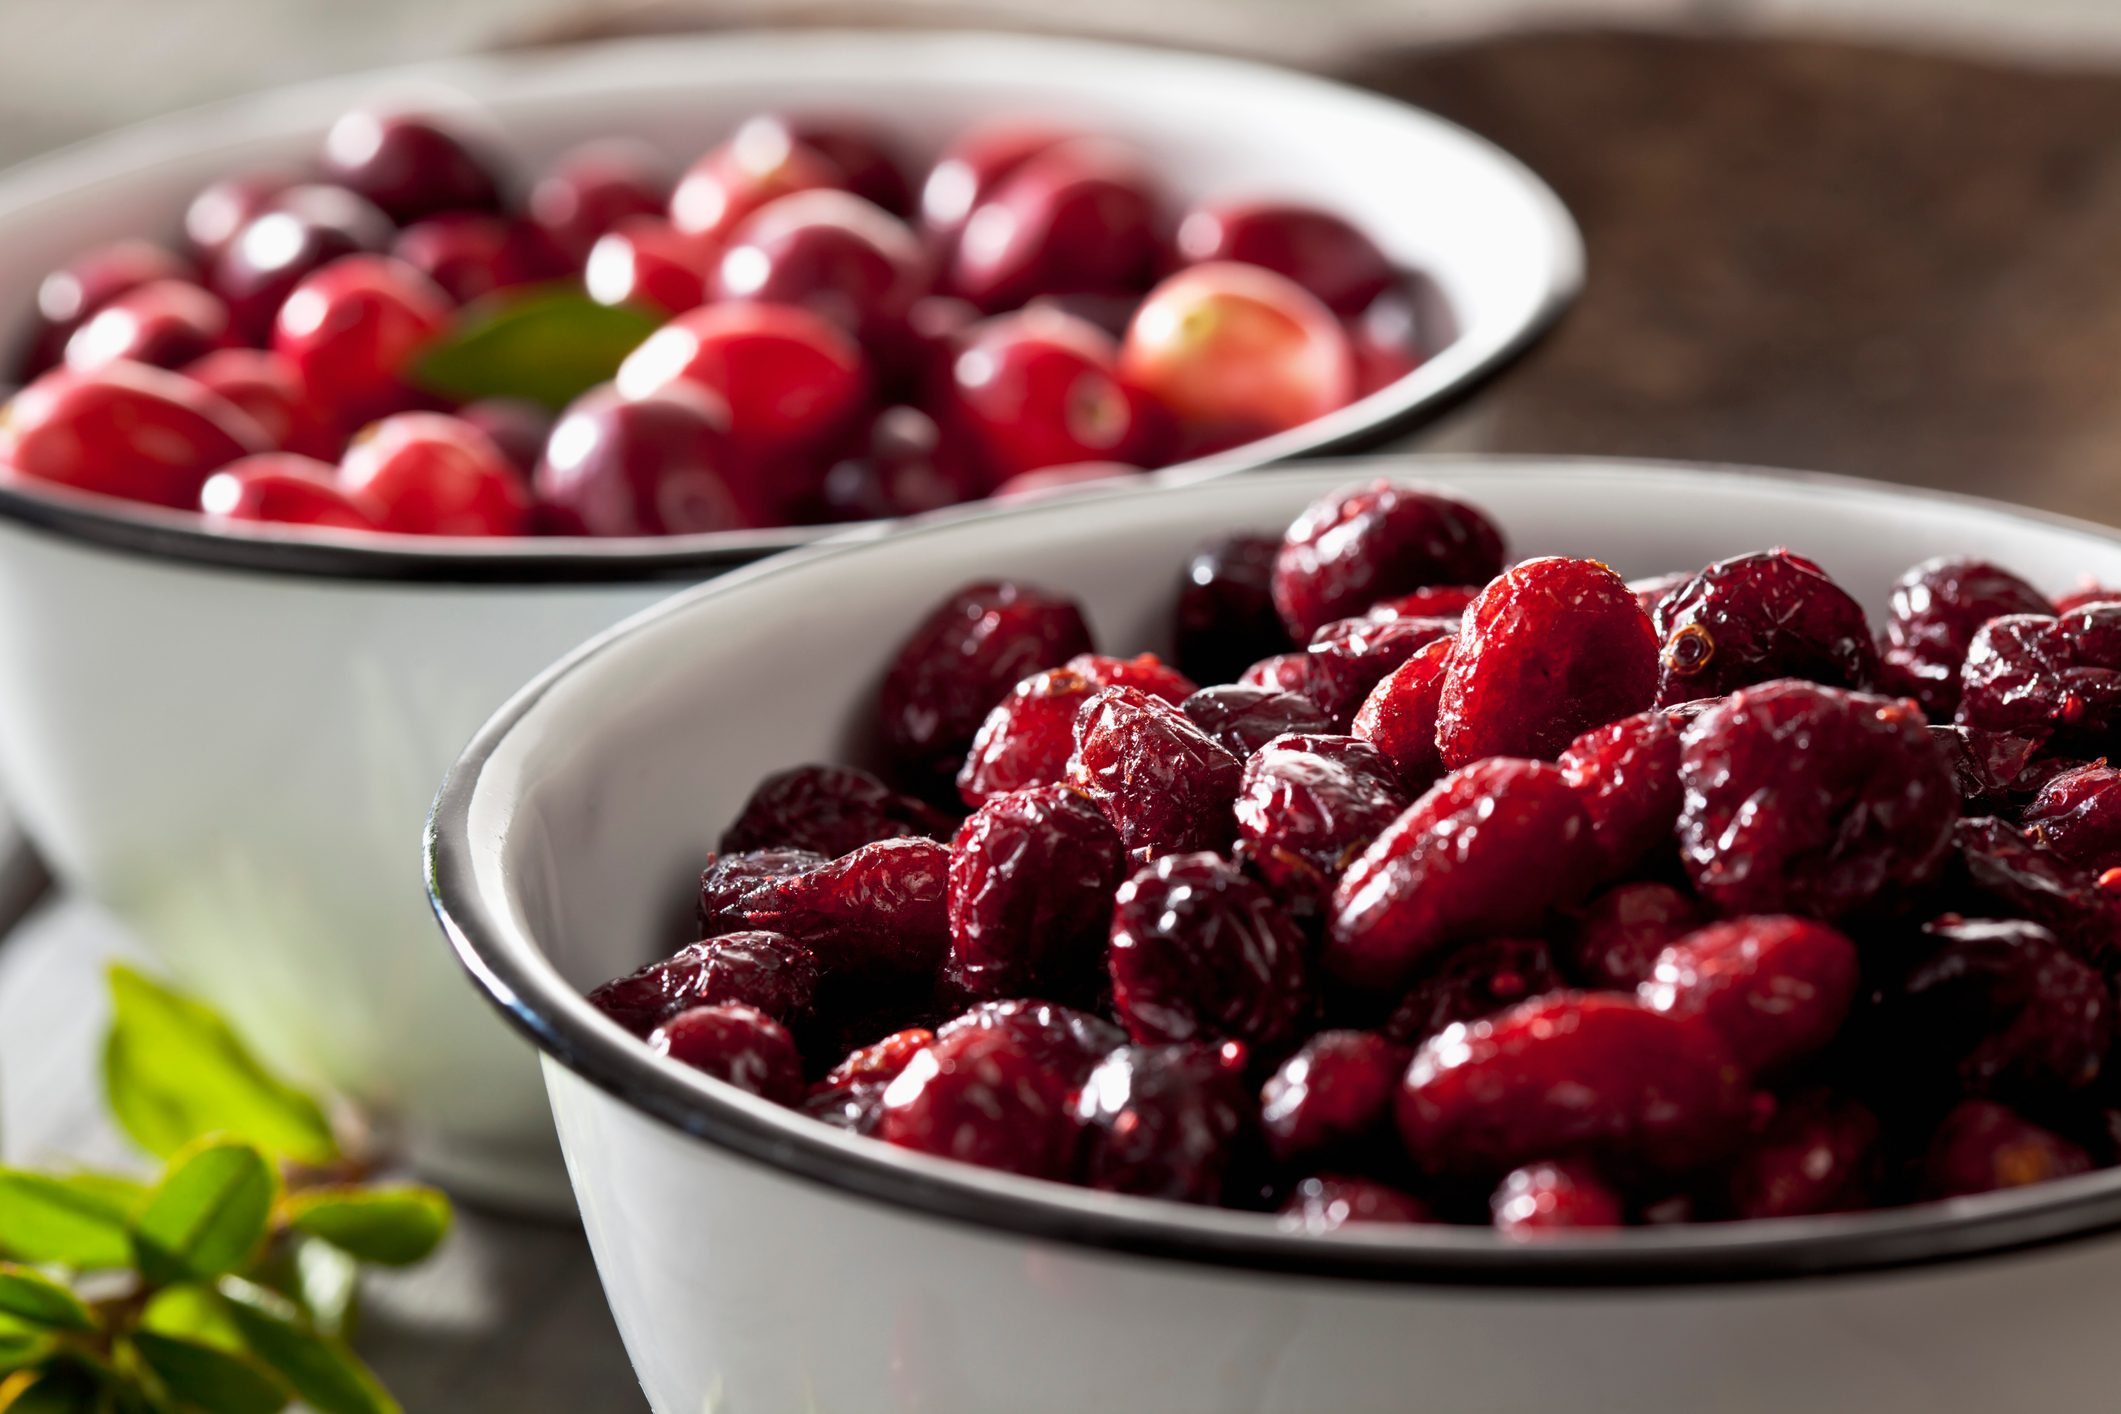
0,31,1580,1210
430,460,2121,1411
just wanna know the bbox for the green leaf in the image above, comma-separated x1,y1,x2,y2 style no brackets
139,1289,242,1356
132,1141,278,1286
410,289,661,410
215,1282,396,1414
0,1173,133,1270
0,1363,99,1413
286,1242,358,1342
0,1270,94,1335
103,967,338,1166
0,1317,55,1374
282,1189,450,1267
129,1333,286,1414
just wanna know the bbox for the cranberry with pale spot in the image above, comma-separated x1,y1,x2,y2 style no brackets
947,307,1162,485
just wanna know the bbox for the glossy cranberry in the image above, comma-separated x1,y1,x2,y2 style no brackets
649,1003,804,1103
1724,1089,1880,1219
1174,533,1292,684
1556,710,1683,881
1258,1030,1407,1167
1397,993,1748,1184
199,453,377,532
876,580,1093,793
0,362,266,508
946,784,1123,997
455,397,552,477
1437,557,1659,769
714,190,928,349
19,240,192,376
818,404,977,521
697,838,951,977
273,255,450,429
670,117,847,244
1070,688,1244,857
1932,725,2043,810
1369,586,1479,621
1244,614,1457,732
319,109,501,223
1490,1160,1626,1235
1326,758,1597,993
920,123,1069,251
1180,685,1332,760
1121,262,1355,447
1654,549,1879,706
947,307,1162,485
934,998,1126,1085
1958,605,2121,746
1922,1099,2092,1199
209,185,394,341
742,120,897,216
877,1024,1078,1179
1109,852,1311,1049
2023,763,2121,867
2055,583,2121,614
1385,936,1566,1047
338,412,531,537
183,172,294,263
1878,557,2052,717
1235,734,1407,911
1676,681,1958,918
587,931,819,1035
529,138,672,262
1348,286,1429,395
1570,882,1705,990
617,300,870,463
1350,638,1454,795
804,1027,935,1134
956,654,1192,807
1629,571,1690,621
722,763,954,857
990,462,1141,499
1176,201,1393,316
1639,916,1859,1078
1950,817,2121,966
1277,1175,1431,1231
949,138,1162,310
64,280,233,372
182,349,337,459
535,382,770,535
1074,1041,1251,1203
391,214,567,305
583,216,715,316
1272,480,1506,642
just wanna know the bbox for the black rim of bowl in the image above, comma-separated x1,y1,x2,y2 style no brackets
428,457,2121,1289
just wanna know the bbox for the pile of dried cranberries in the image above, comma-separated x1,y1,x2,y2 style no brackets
589,479,2121,1235
0,106,1426,538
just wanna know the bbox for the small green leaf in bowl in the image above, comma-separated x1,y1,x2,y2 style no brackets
411,289,662,411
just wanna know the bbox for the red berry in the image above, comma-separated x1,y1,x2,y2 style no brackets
948,138,1162,310
947,307,1163,485
669,117,846,244
946,784,1123,999
199,453,378,532
1350,637,1454,795
183,172,295,264
1922,1099,2092,1199
1878,557,2051,717
1555,709,1684,881
273,255,450,429
934,999,1125,1086
1385,935,1566,1048
319,109,502,223
1109,852,1311,1051
1175,201,1393,316
1243,612,1456,732
1259,1030,1407,1167
63,279,233,373
391,213,567,305
1570,882,1704,990
779,118,909,215
714,190,929,349
0,362,266,508
1278,1175,1431,1231
338,412,531,537
920,122,1070,253
877,1025,1078,1179
210,184,394,341
1272,480,1505,641
535,382,769,535
455,397,554,478
1174,533,1292,685
183,349,338,459
1070,687,1244,858
1234,733,1407,912
1075,1041,1253,1204
649,1003,803,1104
2023,762,2121,868
1639,916,1861,1078
804,1026,935,1135
1490,1160,1625,1235
584,216,716,316
587,932,819,1035
529,138,672,262
616,300,869,463
1654,549,1879,706
721,763,952,858
20,240,193,376
1725,1090,1880,1219
817,404,977,522
1958,605,2121,747
698,838,951,978
958,655,1191,808
1180,684,1331,760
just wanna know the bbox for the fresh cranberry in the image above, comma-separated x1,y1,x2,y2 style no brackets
919,122,1069,253
1676,681,1958,918
946,784,1123,998
649,1003,803,1103
182,349,338,459
455,397,553,478
535,382,768,535
183,172,295,263
336,411,529,537
946,307,1162,485
1070,688,1245,857
1175,201,1393,316
0,362,266,508
670,117,847,244
273,255,450,429
1278,1175,1431,1230
1556,710,1684,881
1922,1099,2092,1199
714,190,929,350
934,999,1125,1085
588,931,819,1035
1174,533,1292,684
721,762,953,857
1326,758,1597,993
1640,916,1860,1078
1950,817,2121,967
209,185,395,341
1245,614,1457,732
1110,852,1311,1050
949,138,1162,310
769,119,908,214
1397,993,1748,1184
1074,1041,1251,1203
1654,549,1879,706
319,109,502,223
1259,1030,1408,1167
1121,262,1355,448
617,300,869,463
1878,557,2052,717
990,461,1141,499
1724,1089,1880,1219
1570,882,1705,989
1958,605,2121,747
18,240,192,376
804,1027,935,1134
1385,936,1566,1047
1180,685,1332,760
529,138,672,262
818,404,977,521
1272,480,1505,641
699,839,951,979
1350,638,1455,795
1490,1160,1625,1235
63,279,233,372
1235,734,1407,911
2022,762,2121,867
583,216,716,315
391,214,567,305
198,453,377,532
877,1024,1078,1179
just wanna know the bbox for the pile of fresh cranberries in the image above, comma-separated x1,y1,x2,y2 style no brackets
588,478,2121,1235
0,107,1424,538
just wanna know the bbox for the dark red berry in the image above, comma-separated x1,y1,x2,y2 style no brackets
391,213,567,305
649,1003,803,1103
1234,734,1407,911
818,404,977,521
779,119,909,215
947,307,1163,485
802,1026,934,1135
1350,637,1454,795
273,255,450,429
1109,852,1310,1050
456,397,553,478
530,138,672,262
535,382,768,535
1174,533,1292,685
1369,585,1479,620
1074,1041,1251,1203
934,998,1125,1085
1629,571,1689,621
1259,1030,1407,1167
1245,613,1457,732
946,784,1123,997
1179,685,1332,760
1490,1160,1625,1235
338,412,531,537
0,362,266,508
877,1024,1078,1179
714,190,928,351
670,118,847,245
948,138,1162,310
1724,1089,1879,1219
588,931,819,1035
183,172,294,264
1922,1099,2092,1199
1385,936,1566,1047
1556,710,1683,881
1639,916,1860,1078
697,838,950,978
2055,583,2121,615
199,454,377,532
956,654,1192,807
21,240,193,375
1950,818,2121,966
1958,605,2121,746
722,763,954,857
584,216,715,315
1878,557,2051,717
1272,480,1505,642
1570,882,1705,990
920,122,1069,253
1070,688,1244,857
1931,725,2043,811
1176,201,1392,316
1654,549,1880,706
183,349,337,459
64,279,234,372
2022,762,2121,868
210,184,394,341
1277,1175,1431,1230
320,109,501,224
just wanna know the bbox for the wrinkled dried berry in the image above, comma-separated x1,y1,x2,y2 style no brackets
1570,882,1706,990
1949,818,2121,966
1109,852,1311,1050
1179,684,1332,759
1070,686,1244,856
1258,1030,1407,1167
1277,1175,1430,1231
721,763,954,857
1640,916,1860,1077
1724,1089,1879,1219
1922,1099,2092,1199
698,838,950,975
957,653,1194,806
878,1024,1079,1178
1629,572,1689,621
1384,936,1565,1047
2055,583,2121,615
802,1027,935,1134
588,931,819,1035
935,998,1126,1084
1351,637,1453,795
1957,604,2121,747
1327,758,1598,993
1272,480,1506,641
1437,557,1659,768
1879,557,2051,717
1234,734,1407,911
2022,762,2121,868
1677,681,1958,919
1490,1160,1624,1235
1654,550,1879,706
1931,725,2042,810
1175,533,1292,685
1070,651,1196,704
1557,710,1683,881
1243,614,1456,731
946,785,1123,997
650,1003,804,1103
1369,585,1479,620
1075,1041,1252,1203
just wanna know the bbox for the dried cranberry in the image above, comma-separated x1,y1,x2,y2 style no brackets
1724,1089,1879,1219
2055,584,2121,615
721,763,953,857
696,838,949,977
1109,852,1311,1050
1258,1030,1407,1168
1949,817,2121,966
1653,550,1879,706
934,998,1125,1085
649,1003,803,1104
1368,585,1479,620
1932,725,2043,810
956,665,1097,805
1070,652,1195,704
1247,614,1457,731
1069,687,1244,857
1629,572,1689,621
1272,481,1506,642
1676,681,1958,918
1234,734,1407,911
1175,534,1294,684
1179,685,1332,760
1326,758,1597,993
1570,883,1705,990
1490,1160,1625,1235
2022,762,2121,868
1384,936,1566,1047
802,1027,934,1135
1350,638,1454,795
1878,557,2051,717
1277,1175,1431,1230
878,1025,1078,1179
1922,1099,2092,1199
1556,709,1683,880
1074,1041,1252,1204
1396,993,1748,1184
946,785,1123,997
587,931,819,1035
1639,916,1860,1078
1437,557,1659,768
